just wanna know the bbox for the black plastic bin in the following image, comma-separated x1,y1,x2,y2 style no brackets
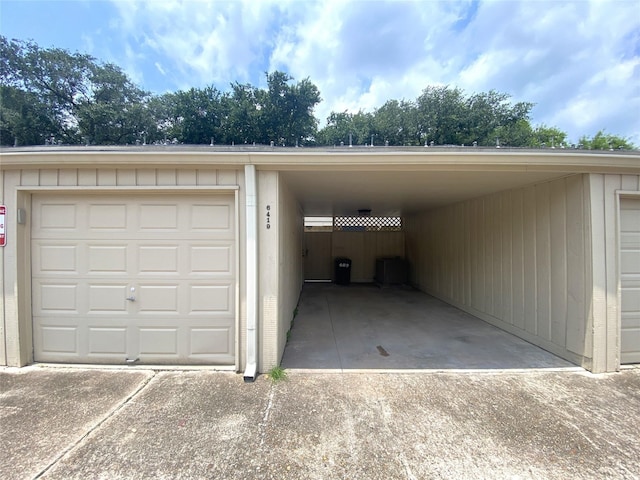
334,257,352,285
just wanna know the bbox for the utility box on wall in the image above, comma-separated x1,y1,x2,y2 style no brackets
375,257,408,286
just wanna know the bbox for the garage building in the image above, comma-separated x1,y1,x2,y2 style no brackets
1,146,638,376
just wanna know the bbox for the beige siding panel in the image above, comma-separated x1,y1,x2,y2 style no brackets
78,169,97,186
258,171,279,370
550,180,567,346
40,169,59,186
588,175,608,372
276,177,303,367
523,186,537,335
136,170,156,186
404,174,593,368
620,197,640,363
501,192,513,325
98,169,117,186
536,182,551,341
604,175,621,369
197,170,218,185
218,170,238,185
116,169,137,186
511,189,525,330
177,169,197,186
21,170,39,186
621,175,640,191
491,194,503,319
59,170,78,186
565,175,587,355
157,169,177,186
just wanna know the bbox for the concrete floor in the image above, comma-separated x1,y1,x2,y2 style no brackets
281,283,578,371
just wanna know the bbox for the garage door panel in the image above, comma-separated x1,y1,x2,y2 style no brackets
139,328,178,355
190,204,232,231
88,328,127,354
88,204,128,230
621,198,640,364
39,326,78,354
32,193,236,365
621,250,640,274
137,285,179,312
190,285,232,313
88,284,129,312
190,328,231,355
88,245,128,273
139,204,178,230
138,245,179,273
37,284,79,312
37,204,77,230
190,245,233,274
38,245,78,272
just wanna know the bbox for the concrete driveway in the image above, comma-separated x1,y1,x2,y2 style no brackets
1,366,639,480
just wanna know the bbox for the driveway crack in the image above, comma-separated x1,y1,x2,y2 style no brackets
32,371,157,479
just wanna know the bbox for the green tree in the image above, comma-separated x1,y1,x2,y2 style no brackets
527,125,568,148
262,71,321,146
1,36,153,145
579,130,635,150
0,85,57,146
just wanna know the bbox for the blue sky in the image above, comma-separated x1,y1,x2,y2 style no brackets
1,0,639,144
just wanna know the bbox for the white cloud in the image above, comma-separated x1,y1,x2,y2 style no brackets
105,0,639,142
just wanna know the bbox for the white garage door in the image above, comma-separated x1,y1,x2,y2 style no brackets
32,193,236,365
620,197,640,364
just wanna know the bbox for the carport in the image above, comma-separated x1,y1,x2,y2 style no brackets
275,159,578,370
264,149,640,373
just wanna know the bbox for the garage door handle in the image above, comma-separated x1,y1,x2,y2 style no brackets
126,287,136,301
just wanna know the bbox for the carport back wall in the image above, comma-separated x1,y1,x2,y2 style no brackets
405,174,592,368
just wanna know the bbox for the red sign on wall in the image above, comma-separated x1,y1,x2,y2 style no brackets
0,205,6,247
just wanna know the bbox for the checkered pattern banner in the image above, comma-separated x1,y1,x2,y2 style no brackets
333,216,402,231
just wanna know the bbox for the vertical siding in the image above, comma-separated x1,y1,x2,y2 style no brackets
405,174,593,367
588,174,640,372
276,176,304,368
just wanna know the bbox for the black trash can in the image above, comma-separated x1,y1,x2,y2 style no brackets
334,257,352,285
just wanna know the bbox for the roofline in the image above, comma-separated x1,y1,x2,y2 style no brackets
1,145,639,174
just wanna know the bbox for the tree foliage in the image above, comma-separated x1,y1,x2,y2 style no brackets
578,130,635,150
0,36,635,149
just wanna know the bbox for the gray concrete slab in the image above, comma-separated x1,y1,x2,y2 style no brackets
0,366,153,480
282,283,577,371
1,366,639,479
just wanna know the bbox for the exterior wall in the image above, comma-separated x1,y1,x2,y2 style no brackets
0,166,244,368
332,231,405,282
588,174,640,372
277,178,304,366
257,171,304,371
405,174,592,368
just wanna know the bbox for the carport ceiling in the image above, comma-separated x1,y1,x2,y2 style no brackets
281,170,570,216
